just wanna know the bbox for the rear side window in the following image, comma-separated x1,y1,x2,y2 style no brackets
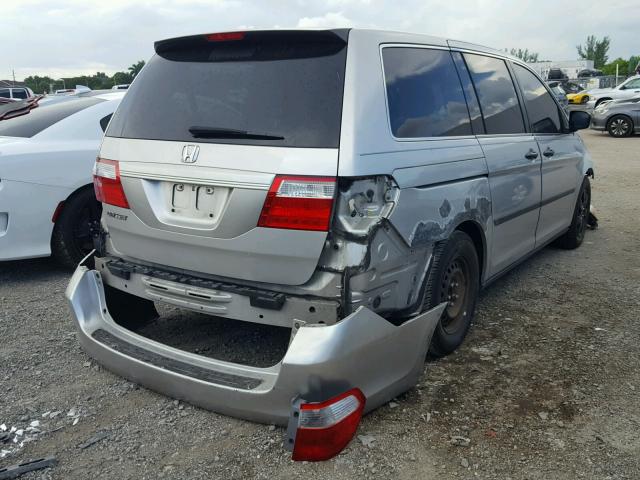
382,47,472,138
12,89,28,99
0,89,9,98
100,113,113,132
451,52,485,134
0,97,103,138
107,31,348,148
464,54,525,135
512,64,561,134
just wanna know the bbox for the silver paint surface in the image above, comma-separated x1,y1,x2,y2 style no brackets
66,266,445,425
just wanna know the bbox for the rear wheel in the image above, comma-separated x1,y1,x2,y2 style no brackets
51,187,101,269
607,115,633,137
556,176,590,250
424,231,480,357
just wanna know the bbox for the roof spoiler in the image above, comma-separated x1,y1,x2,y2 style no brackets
154,29,350,55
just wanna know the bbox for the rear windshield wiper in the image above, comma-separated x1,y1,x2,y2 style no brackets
188,126,284,141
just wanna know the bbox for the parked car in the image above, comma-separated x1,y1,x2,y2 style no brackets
586,75,640,108
590,96,640,137
0,86,35,101
0,91,124,266
577,69,603,78
66,29,593,461
562,81,586,94
547,81,569,109
547,68,568,81
567,91,590,105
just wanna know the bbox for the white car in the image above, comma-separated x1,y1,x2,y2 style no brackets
0,86,35,101
586,75,640,108
0,91,124,266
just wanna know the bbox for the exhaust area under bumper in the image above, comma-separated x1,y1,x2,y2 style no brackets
66,265,445,426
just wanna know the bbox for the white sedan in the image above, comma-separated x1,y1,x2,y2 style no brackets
586,75,640,108
0,91,124,267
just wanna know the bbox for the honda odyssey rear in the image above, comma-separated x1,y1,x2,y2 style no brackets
67,29,593,460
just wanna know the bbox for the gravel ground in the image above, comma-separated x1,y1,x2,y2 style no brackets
1,129,639,479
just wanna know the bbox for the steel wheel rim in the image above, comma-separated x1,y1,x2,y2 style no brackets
439,257,470,334
575,187,589,240
611,118,629,136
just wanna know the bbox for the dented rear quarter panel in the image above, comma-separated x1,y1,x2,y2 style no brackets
338,31,493,284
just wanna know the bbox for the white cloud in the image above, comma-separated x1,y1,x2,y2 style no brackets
296,11,353,28
1,0,639,80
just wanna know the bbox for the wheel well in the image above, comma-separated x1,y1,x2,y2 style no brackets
53,184,95,222
455,221,485,281
596,97,612,106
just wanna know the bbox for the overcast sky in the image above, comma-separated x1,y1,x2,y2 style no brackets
3,0,638,80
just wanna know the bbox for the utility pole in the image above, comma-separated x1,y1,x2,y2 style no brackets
12,69,16,86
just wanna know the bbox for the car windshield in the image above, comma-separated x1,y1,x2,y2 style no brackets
107,31,348,148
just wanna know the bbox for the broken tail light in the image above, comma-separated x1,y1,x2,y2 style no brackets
289,388,366,461
258,175,336,232
93,158,129,209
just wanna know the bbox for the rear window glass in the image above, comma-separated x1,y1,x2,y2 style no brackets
0,89,10,98
0,97,103,138
107,32,348,148
382,47,472,138
513,64,562,134
12,89,28,99
464,54,525,135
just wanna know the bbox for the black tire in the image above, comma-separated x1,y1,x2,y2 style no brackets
51,187,102,269
606,115,634,138
424,231,480,357
556,176,591,250
594,98,611,109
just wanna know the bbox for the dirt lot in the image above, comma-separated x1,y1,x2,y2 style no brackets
1,129,639,479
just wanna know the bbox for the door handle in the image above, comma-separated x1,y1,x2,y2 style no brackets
525,149,539,160
543,147,555,158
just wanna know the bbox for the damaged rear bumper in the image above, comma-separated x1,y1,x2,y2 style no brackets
66,265,445,426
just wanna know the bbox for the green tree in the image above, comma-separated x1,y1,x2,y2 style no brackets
112,71,133,85
602,58,629,76
576,35,610,69
629,55,640,75
507,48,539,63
24,75,54,94
128,60,146,79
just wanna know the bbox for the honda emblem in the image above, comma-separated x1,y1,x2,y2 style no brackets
182,145,200,163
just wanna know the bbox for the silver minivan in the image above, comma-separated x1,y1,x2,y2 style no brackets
67,29,593,460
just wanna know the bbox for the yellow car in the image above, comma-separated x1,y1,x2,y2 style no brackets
567,92,590,104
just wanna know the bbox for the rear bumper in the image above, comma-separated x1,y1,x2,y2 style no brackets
66,265,445,425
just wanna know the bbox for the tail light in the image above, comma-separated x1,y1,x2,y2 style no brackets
205,31,245,42
289,388,366,461
258,175,336,232
93,158,129,209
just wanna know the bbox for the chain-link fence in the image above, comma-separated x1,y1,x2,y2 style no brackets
565,75,629,90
